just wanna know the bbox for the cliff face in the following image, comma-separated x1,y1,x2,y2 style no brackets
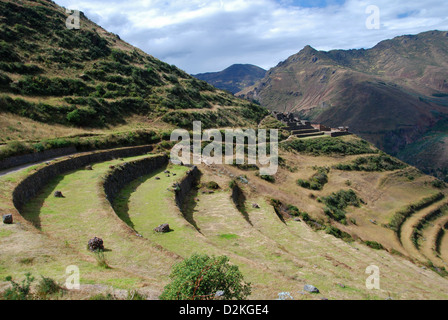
238,31,448,181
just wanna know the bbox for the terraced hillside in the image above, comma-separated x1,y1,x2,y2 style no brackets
1,135,448,300
0,0,267,160
1,0,448,301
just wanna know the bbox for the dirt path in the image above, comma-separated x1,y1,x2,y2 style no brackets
0,152,80,177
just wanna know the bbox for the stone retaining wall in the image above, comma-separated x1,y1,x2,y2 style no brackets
0,147,77,171
103,155,168,205
175,166,200,208
12,145,153,211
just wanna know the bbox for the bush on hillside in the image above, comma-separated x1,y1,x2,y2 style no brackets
297,167,330,190
280,137,375,156
335,154,407,172
160,254,251,300
319,189,364,223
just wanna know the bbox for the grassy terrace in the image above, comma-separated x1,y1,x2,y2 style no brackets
15,155,178,292
1,135,448,299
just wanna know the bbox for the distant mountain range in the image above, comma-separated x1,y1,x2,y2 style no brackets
194,64,266,94
237,30,448,181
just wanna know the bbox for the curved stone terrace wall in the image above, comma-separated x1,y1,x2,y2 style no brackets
12,145,154,211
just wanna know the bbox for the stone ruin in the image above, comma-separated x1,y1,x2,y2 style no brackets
271,111,351,138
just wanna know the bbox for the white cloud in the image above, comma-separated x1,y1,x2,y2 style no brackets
54,0,448,73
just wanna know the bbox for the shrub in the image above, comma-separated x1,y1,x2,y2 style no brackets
335,154,407,172
325,226,353,242
13,76,93,96
364,241,384,250
297,167,329,190
320,189,364,223
260,174,275,183
160,254,251,300
3,273,35,300
36,276,62,299
432,179,446,189
280,137,375,156
94,250,111,269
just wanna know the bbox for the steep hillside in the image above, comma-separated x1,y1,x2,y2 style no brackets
2,135,448,300
0,0,267,140
194,64,266,94
239,31,448,182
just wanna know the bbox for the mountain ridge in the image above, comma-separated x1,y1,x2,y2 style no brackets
238,30,448,181
194,64,266,94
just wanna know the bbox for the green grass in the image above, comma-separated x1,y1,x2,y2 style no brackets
218,233,239,240
18,154,177,287
0,228,13,238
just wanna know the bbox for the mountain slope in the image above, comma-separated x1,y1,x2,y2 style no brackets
239,31,448,181
0,0,267,136
194,64,266,94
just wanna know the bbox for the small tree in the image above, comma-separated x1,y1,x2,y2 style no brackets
160,254,251,300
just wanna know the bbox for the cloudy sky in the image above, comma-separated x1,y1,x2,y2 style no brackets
54,0,448,74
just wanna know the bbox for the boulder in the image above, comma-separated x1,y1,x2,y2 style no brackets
2,214,13,224
85,165,93,171
154,224,171,233
155,177,161,180
54,191,64,198
88,237,104,251
304,284,319,294
252,203,260,209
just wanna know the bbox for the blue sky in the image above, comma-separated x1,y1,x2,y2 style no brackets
280,0,346,8
55,0,448,74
